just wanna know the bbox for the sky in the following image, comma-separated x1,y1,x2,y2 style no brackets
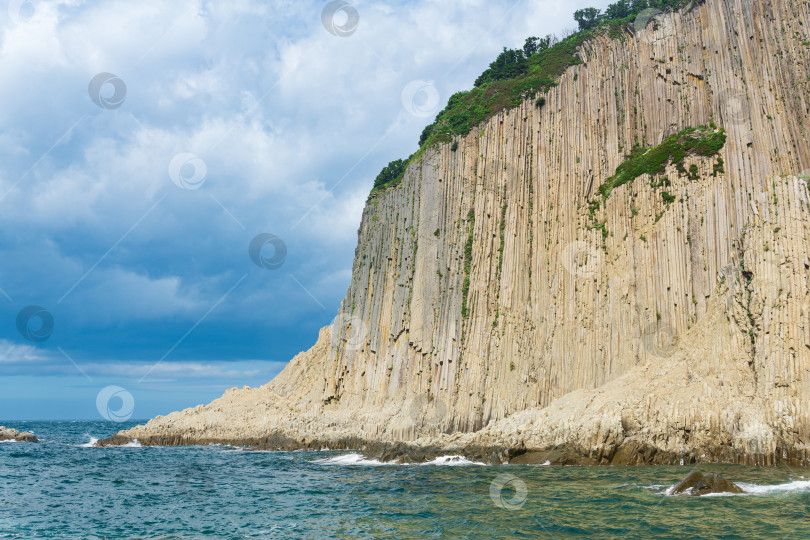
0,0,613,421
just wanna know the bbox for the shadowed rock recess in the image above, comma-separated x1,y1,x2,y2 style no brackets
105,0,810,465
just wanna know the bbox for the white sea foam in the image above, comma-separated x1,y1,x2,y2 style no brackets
118,439,142,448
313,453,388,466
735,479,810,495
314,453,487,466
207,443,238,449
0,439,18,443
659,478,810,497
420,455,485,466
80,437,142,448
78,437,99,448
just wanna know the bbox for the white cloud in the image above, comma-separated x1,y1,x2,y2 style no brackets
0,340,52,364
0,0,615,370
0,338,285,380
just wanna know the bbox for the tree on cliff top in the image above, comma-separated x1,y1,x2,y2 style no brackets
473,36,555,87
370,0,698,195
574,8,601,31
373,159,408,190
575,0,694,31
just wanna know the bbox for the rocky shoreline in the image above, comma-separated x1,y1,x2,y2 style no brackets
98,431,810,467
0,426,38,443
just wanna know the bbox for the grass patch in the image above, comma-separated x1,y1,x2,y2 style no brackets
597,126,727,200
461,209,475,319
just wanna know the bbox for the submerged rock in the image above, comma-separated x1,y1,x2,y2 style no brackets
672,471,744,496
0,426,38,442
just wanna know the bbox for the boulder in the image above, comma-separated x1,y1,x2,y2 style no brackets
0,426,38,442
15,431,38,442
672,470,744,495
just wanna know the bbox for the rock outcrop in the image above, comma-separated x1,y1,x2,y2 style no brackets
672,470,744,495
0,427,38,442
106,0,810,465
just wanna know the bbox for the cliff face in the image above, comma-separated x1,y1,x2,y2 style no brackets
114,0,810,465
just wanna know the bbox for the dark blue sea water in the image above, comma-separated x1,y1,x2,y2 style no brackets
2,421,810,539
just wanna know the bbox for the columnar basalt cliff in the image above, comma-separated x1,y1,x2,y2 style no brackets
108,0,810,465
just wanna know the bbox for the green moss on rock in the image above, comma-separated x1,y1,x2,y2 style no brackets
598,126,727,200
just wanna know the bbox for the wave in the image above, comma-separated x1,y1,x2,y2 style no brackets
657,477,810,497
313,453,388,466
313,453,486,466
77,437,99,448
78,437,142,448
0,439,19,443
116,439,143,448
420,455,485,466
732,479,810,496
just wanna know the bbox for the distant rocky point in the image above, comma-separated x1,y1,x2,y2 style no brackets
0,426,38,442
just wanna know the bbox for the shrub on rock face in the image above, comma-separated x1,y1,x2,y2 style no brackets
373,159,408,190
597,125,727,200
574,7,601,30
419,123,435,146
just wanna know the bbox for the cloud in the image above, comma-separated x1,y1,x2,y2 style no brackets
0,0,615,417
0,338,284,380
0,340,52,365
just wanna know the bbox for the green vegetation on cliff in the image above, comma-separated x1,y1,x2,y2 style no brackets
598,125,727,199
461,209,475,319
372,158,409,190
419,33,588,148
370,0,699,194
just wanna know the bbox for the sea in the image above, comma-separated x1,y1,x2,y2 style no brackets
1,421,809,539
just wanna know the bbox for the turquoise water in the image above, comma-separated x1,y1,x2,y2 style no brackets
2,421,810,539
